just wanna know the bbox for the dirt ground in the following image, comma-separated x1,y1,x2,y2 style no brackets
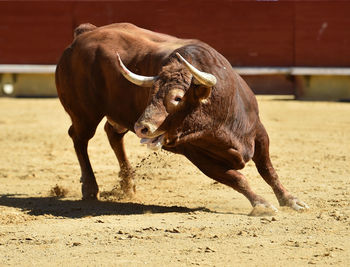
0,95,349,266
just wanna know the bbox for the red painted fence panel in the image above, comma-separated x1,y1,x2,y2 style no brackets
0,2,73,64
0,0,349,67
295,1,350,66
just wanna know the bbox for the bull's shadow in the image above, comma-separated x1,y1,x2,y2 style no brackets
0,194,210,218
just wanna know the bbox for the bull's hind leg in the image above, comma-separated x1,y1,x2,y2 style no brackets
104,121,136,197
69,121,99,200
253,124,309,210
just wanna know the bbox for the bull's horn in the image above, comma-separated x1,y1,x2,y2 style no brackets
117,53,157,87
176,52,217,87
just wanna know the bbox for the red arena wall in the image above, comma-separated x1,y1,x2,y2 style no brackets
1,0,350,67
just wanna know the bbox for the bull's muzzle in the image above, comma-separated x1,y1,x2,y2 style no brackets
134,121,159,138
134,121,165,151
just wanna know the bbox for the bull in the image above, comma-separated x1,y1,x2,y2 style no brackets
56,22,308,213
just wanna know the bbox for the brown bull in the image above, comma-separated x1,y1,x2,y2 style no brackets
56,22,308,213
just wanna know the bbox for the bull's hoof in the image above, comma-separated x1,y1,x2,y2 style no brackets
82,193,98,200
120,179,136,198
81,183,99,200
281,196,309,211
249,202,278,216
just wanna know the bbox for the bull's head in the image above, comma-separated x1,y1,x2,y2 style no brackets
117,52,217,150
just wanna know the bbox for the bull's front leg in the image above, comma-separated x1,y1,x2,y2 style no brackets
181,144,278,215
253,160,309,211
253,124,309,211
104,121,136,197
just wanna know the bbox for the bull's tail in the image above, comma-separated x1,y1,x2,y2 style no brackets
74,23,97,38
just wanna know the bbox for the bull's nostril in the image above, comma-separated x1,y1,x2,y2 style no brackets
141,127,149,134
135,122,153,137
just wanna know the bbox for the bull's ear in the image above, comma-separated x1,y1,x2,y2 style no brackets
194,85,211,103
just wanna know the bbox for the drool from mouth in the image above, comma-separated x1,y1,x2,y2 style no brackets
140,134,165,150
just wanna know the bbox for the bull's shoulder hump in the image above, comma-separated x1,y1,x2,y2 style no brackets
100,23,190,46
74,23,97,38
71,23,196,60
101,22,139,29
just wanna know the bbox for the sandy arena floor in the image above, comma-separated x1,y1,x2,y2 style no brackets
0,95,349,266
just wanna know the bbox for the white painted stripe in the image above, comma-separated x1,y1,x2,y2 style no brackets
1,65,350,76
291,68,350,75
234,67,291,75
235,67,350,76
0,65,56,73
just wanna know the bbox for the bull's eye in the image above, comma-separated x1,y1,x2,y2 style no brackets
170,95,182,106
165,89,185,113
174,96,182,102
